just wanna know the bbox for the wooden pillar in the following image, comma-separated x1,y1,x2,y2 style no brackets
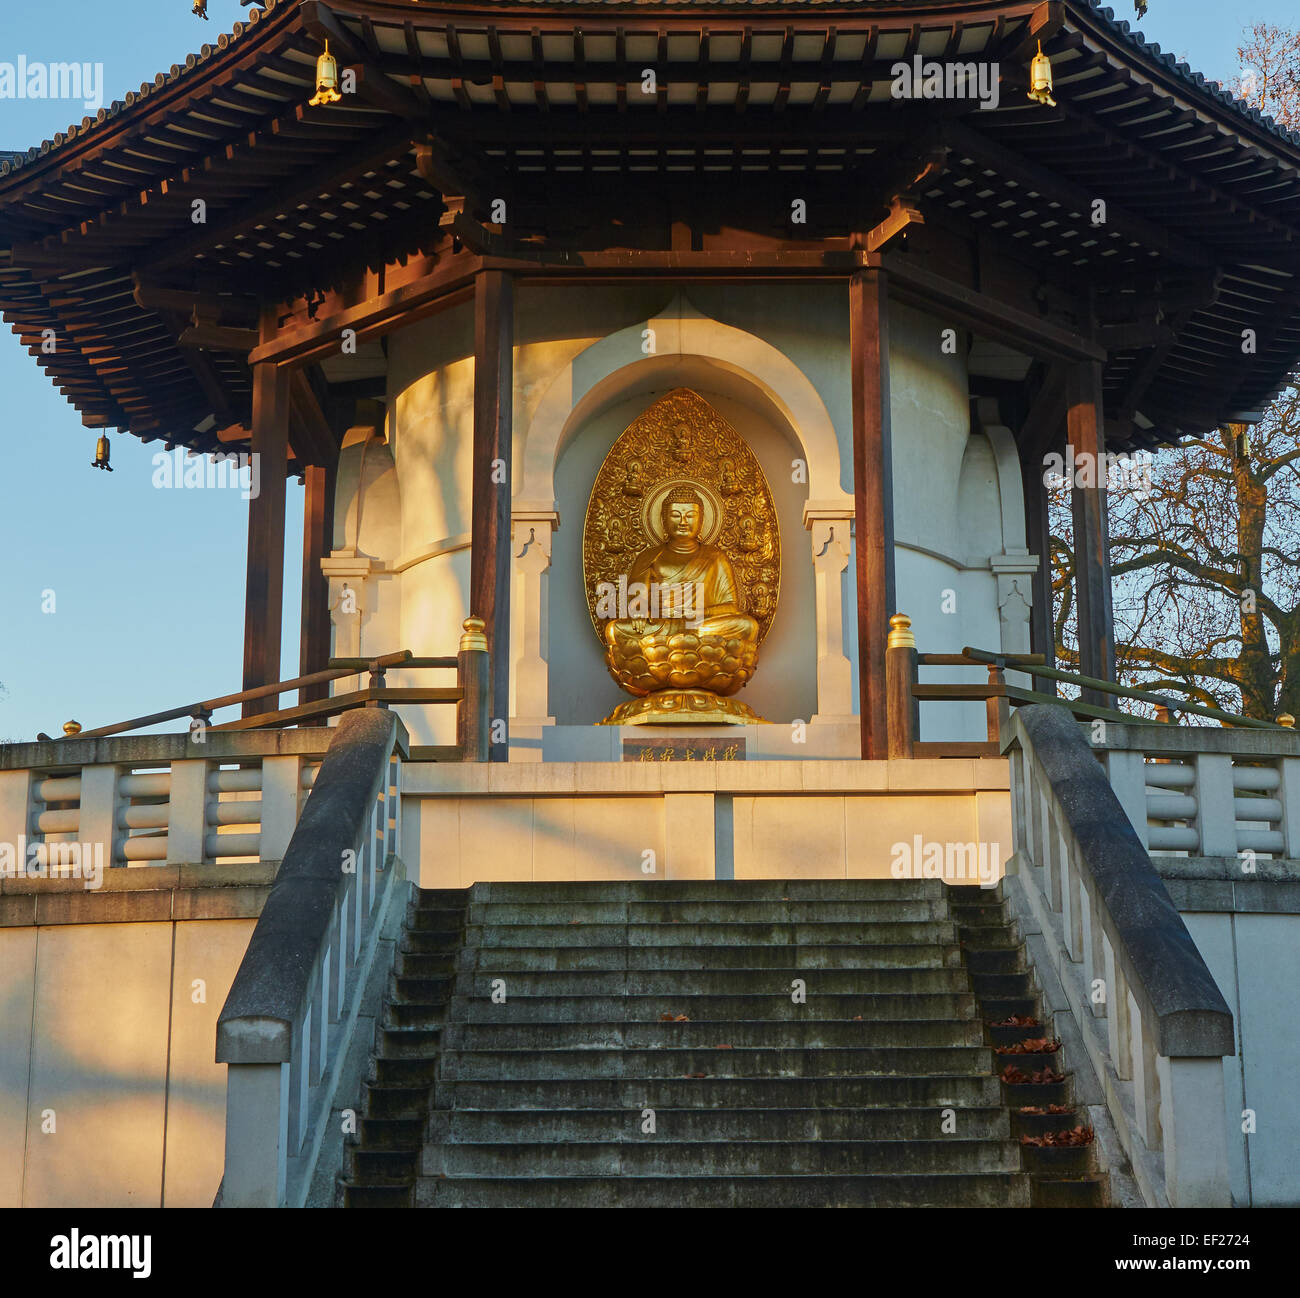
850,268,896,760
241,348,290,718
1021,450,1058,696
1067,360,1116,703
299,457,337,714
470,270,514,761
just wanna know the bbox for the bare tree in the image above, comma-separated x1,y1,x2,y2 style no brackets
1049,25,1300,722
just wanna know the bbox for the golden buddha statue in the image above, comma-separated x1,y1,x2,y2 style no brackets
583,388,780,726
603,485,759,704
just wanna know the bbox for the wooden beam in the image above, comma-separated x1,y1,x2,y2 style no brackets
249,252,481,368
877,251,1106,363
849,267,895,761
1067,360,1116,702
242,320,290,719
177,323,258,352
289,369,339,468
299,457,338,718
470,269,514,762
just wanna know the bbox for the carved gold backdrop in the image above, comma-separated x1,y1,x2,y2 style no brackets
582,387,782,645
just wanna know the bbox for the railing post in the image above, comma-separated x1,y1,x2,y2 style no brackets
79,764,121,869
366,658,388,707
0,769,35,868
1158,1056,1232,1207
457,616,491,762
260,755,304,861
166,759,211,864
1193,752,1238,857
885,613,918,759
986,661,1009,746
222,1062,288,1208
1105,749,1151,849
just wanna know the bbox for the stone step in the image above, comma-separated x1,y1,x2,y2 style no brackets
346,1146,418,1183
462,921,960,948
967,971,1036,999
357,1116,424,1150
424,1138,1022,1178
1020,1143,1099,1177
441,1018,984,1051
455,945,962,972
979,996,1041,1023
465,899,950,924
340,1181,412,1209
378,1026,443,1058
437,1044,995,1080
362,1084,432,1121
387,974,454,1005
384,1001,449,1030
448,992,978,1023
465,880,948,903
1032,1176,1110,1208
417,1172,1032,1208
964,947,1028,975
412,887,469,906
435,1074,1007,1110
448,967,970,994
430,1106,1012,1143
372,1056,441,1087
400,929,465,955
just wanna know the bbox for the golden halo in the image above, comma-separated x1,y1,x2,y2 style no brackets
640,478,724,546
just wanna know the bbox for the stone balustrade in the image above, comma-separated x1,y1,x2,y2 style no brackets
0,732,329,876
216,710,407,1208
1005,706,1236,1208
1093,722,1300,859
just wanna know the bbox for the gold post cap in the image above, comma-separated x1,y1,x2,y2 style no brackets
887,613,916,650
460,616,488,653
1279,713,1295,728
62,721,82,736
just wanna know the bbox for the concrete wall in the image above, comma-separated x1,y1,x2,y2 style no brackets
1177,904,1300,1207
404,758,1012,889
0,868,267,1207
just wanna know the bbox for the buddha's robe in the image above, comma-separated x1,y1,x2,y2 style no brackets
606,541,758,645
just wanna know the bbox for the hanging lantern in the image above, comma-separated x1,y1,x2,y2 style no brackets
1028,40,1056,108
92,434,113,472
309,41,343,107
192,0,209,18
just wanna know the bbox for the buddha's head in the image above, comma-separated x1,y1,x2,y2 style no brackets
661,486,704,546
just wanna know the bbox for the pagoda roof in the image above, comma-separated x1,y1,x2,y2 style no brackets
1,0,1298,454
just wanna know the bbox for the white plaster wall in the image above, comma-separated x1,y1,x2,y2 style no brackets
889,308,1007,742
0,917,254,1208
360,285,1026,751
1183,910,1300,1207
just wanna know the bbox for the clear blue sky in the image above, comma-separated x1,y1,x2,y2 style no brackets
0,0,1295,739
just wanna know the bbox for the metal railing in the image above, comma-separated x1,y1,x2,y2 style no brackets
885,612,1292,760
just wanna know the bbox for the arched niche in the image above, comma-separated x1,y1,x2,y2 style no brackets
510,300,857,733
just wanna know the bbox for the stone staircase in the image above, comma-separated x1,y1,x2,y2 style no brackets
338,879,1110,1207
